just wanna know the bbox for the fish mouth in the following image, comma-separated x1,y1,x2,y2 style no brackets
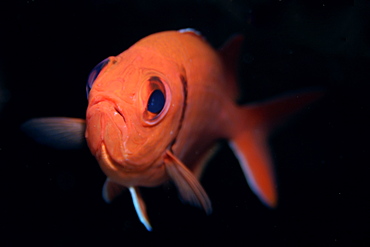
86,100,129,167
86,99,167,186
86,99,152,170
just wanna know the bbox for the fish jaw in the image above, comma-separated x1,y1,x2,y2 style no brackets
98,143,168,187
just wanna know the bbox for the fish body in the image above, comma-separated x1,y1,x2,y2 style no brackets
86,30,238,188
22,29,323,231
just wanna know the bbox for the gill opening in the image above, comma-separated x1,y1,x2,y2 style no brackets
168,74,188,152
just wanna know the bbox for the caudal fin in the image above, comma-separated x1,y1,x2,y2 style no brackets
229,90,324,207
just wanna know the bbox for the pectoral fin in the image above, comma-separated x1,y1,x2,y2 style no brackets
164,150,212,215
21,117,86,149
129,186,152,231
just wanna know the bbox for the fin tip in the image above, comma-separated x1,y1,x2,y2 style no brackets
129,187,152,231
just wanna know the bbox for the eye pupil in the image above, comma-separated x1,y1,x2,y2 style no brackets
147,90,165,114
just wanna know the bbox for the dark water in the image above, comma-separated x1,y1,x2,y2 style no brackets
1,0,369,246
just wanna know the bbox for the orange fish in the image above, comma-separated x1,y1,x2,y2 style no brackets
23,28,322,231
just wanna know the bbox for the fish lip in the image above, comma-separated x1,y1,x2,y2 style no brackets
88,98,127,127
90,96,127,124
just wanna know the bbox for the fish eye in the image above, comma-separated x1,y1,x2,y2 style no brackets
147,90,165,114
141,76,171,126
86,58,110,97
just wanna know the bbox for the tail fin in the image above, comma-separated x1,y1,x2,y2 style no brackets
229,90,324,207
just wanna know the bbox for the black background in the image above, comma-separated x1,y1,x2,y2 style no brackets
0,0,369,246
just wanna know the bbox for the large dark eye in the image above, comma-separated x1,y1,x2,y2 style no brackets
147,90,165,114
141,76,170,126
86,58,110,97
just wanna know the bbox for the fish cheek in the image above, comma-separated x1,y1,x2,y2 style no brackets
142,99,184,160
123,124,168,166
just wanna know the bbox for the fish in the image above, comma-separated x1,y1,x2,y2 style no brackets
22,28,323,231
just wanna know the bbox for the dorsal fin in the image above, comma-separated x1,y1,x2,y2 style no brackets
164,150,212,215
218,34,245,100
178,28,204,39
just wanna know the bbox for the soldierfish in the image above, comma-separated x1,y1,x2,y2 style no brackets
22,28,322,231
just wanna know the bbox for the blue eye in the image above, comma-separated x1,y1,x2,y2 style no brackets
147,90,165,114
86,58,110,97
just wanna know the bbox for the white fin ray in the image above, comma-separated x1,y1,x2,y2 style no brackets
129,186,152,231
178,28,202,36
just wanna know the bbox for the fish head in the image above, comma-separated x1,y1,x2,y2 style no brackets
85,50,186,187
